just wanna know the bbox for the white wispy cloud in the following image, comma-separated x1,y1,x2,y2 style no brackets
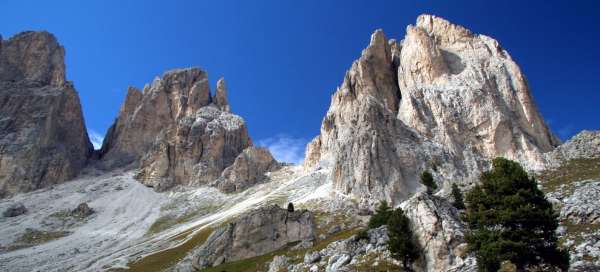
88,129,104,150
257,134,308,165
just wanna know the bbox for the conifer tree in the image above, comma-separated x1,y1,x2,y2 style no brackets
451,183,465,209
420,171,437,194
465,158,569,272
388,208,419,270
368,201,392,229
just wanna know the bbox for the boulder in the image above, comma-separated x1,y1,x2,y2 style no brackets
192,205,315,270
401,192,476,272
2,203,27,217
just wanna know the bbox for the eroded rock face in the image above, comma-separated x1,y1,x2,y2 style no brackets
215,146,279,193
192,205,315,270
0,31,92,198
305,14,558,206
401,192,476,272
100,68,269,191
545,130,600,169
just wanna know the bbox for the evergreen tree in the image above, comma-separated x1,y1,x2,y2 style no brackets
465,158,569,272
387,208,419,270
368,201,392,229
287,202,294,212
451,183,465,209
420,171,437,194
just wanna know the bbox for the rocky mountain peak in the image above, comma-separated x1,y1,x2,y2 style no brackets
0,31,65,86
0,31,91,198
305,14,559,206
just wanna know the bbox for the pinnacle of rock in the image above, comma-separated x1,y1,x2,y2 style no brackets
215,77,230,112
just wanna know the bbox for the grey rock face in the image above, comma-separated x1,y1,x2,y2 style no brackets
285,226,396,272
545,130,600,168
401,192,476,272
2,203,27,217
215,146,279,193
100,68,271,191
0,31,92,198
305,14,558,206
192,205,315,270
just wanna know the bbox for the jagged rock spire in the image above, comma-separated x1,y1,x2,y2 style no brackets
215,77,230,112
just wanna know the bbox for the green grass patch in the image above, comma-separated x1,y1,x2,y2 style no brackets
126,226,214,272
7,229,70,251
146,205,220,236
537,158,600,193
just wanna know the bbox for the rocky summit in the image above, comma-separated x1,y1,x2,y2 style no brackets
0,31,92,198
305,15,558,207
100,68,275,191
0,13,598,272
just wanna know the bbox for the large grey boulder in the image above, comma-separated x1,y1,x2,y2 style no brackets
401,192,476,272
192,205,315,270
0,31,92,198
304,14,558,206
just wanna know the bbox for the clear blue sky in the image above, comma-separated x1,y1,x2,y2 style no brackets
1,1,598,162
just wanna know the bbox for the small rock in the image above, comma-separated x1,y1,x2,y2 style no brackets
268,255,289,272
327,225,342,235
304,252,321,264
3,203,27,217
70,203,94,218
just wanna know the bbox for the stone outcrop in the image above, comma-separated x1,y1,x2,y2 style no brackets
0,31,92,198
544,130,600,169
100,68,273,191
214,146,279,193
401,192,476,272
305,14,558,206
192,205,315,270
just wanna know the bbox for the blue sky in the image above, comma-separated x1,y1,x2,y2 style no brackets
1,1,598,163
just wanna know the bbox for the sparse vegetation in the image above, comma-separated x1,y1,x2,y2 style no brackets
465,158,569,272
537,158,600,193
420,171,437,194
387,209,419,270
368,201,392,229
451,183,465,209
7,228,70,251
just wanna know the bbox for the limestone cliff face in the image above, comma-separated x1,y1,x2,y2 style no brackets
101,68,273,191
192,205,315,270
305,15,558,206
402,193,476,272
0,31,92,198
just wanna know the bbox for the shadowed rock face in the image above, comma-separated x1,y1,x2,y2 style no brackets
100,68,275,191
0,31,92,198
305,14,559,206
192,205,315,270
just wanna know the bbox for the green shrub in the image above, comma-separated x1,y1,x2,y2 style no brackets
368,201,392,229
420,171,437,194
451,183,465,210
